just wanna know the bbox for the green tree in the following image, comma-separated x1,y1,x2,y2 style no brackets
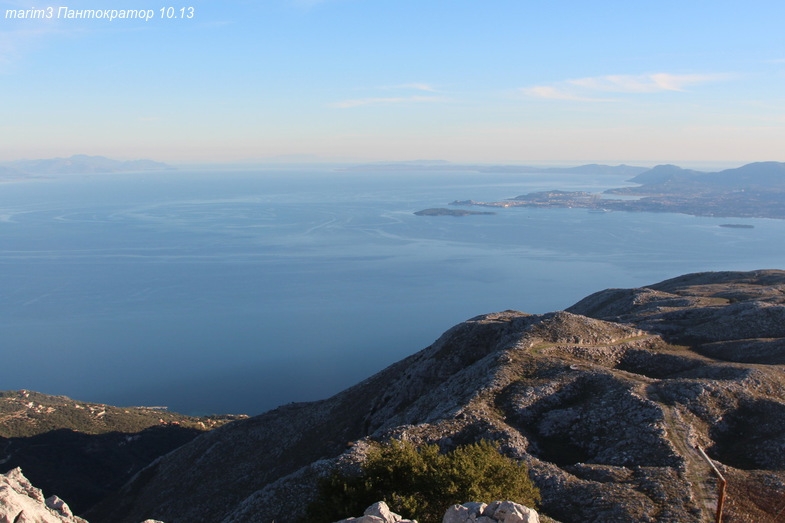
305,439,540,523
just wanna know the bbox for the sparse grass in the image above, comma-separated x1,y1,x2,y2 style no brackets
529,342,557,354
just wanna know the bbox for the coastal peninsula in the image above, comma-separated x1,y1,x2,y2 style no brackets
414,208,495,217
447,161,785,219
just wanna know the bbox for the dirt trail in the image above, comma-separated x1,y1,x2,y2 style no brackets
606,360,718,523
659,405,716,523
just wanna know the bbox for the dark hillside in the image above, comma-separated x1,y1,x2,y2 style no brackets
0,390,242,515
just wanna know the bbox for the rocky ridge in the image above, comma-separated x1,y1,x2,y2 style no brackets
71,270,785,522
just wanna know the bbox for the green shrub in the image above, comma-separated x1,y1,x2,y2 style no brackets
305,439,540,523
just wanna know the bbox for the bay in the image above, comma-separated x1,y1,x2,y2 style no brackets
1,167,781,414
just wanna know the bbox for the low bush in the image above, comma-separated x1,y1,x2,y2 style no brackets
305,439,540,523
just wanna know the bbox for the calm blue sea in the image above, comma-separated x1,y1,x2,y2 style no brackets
1,167,783,415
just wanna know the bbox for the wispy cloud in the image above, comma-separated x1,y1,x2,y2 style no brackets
330,95,446,109
569,73,728,93
523,72,730,101
382,83,438,92
520,86,612,102
332,82,445,108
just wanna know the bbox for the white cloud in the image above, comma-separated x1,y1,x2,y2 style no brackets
384,83,438,92
523,72,730,101
520,85,613,102
569,73,728,93
330,95,446,108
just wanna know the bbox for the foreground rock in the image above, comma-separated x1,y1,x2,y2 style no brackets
334,501,540,523
0,467,86,523
443,501,539,523
0,468,167,523
334,501,416,523
82,270,785,522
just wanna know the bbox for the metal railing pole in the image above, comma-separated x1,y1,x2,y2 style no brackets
695,445,726,523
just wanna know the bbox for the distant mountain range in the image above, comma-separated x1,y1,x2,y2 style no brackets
340,161,649,176
0,155,174,179
619,161,785,190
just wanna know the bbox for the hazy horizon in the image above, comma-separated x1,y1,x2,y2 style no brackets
0,153,766,174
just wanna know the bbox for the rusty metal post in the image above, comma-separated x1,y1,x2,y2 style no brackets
715,474,726,523
696,445,726,523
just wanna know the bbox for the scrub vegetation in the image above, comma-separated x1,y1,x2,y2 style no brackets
305,439,540,523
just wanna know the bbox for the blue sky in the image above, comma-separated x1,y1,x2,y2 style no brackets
1,0,784,165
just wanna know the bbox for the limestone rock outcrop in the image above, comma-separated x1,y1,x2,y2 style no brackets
0,468,165,523
334,501,539,523
443,501,539,523
334,501,416,523
0,467,87,523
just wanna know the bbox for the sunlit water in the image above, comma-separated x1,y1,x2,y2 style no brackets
1,167,782,414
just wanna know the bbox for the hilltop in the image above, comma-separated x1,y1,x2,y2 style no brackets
73,270,785,523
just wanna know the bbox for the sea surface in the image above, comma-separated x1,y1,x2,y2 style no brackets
2,166,783,415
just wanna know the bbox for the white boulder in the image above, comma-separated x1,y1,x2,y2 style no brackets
0,468,166,523
442,501,539,523
0,467,87,523
334,501,417,523
486,501,539,523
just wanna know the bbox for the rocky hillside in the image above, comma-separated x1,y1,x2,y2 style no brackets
70,271,785,521
0,391,244,515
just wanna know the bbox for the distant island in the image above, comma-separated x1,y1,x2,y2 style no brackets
448,161,785,219
0,154,174,181
414,208,495,217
